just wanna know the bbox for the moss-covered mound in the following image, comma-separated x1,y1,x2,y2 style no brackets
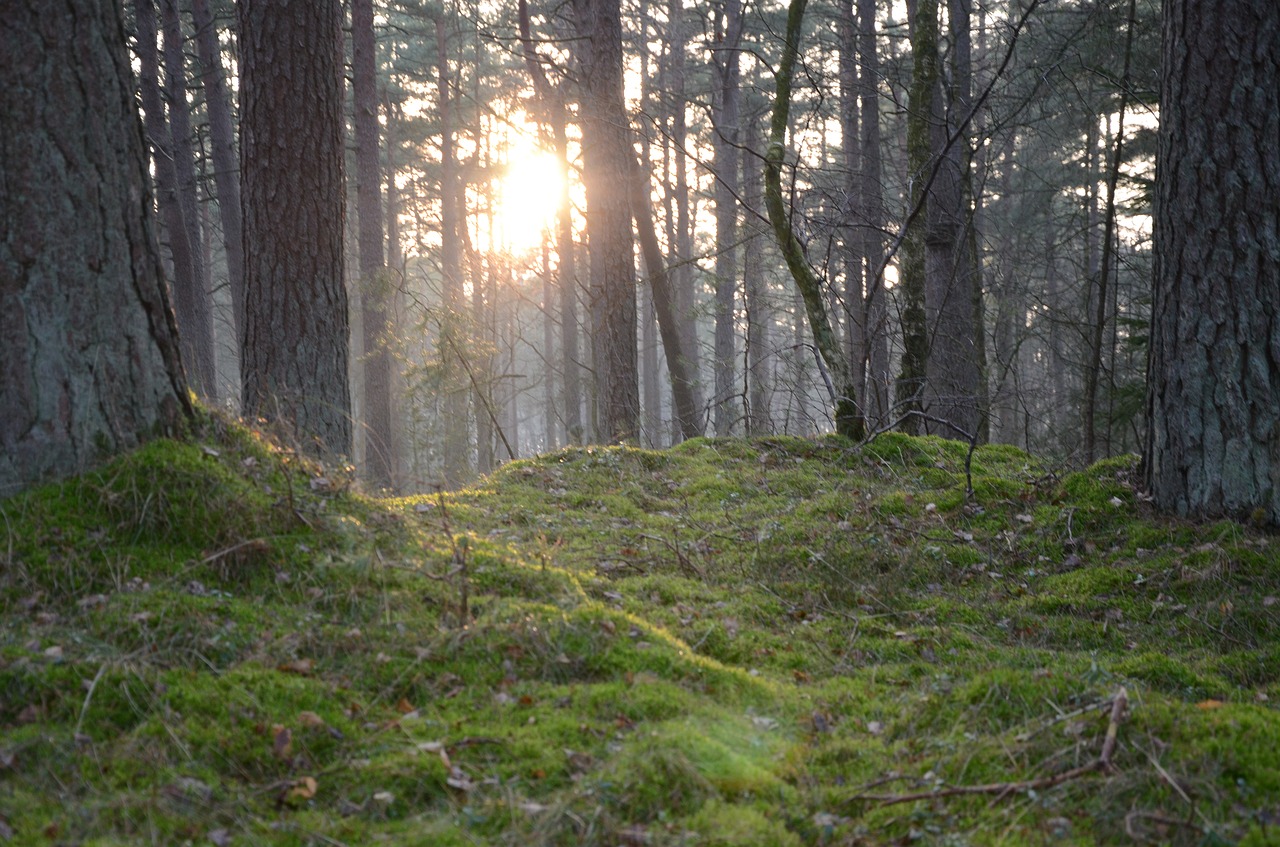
2,423,1278,845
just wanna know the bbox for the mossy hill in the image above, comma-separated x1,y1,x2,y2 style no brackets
2,416,1279,846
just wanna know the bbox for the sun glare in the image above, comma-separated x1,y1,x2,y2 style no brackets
493,138,562,256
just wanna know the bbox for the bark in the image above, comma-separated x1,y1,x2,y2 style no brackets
190,0,245,344
574,0,640,443
765,0,860,440
352,0,394,488
1,0,190,497
239,0,351,458
711,0,744,435
159,0,216,398
922,0,984,441
895,0,936,435
1145,0,1280,523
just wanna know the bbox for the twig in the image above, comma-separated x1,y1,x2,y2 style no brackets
200,538,267,566
854,687,1127,807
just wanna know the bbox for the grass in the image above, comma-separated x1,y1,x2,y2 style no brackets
1,416,1279,845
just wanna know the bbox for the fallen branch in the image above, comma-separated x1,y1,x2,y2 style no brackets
854,687,1127,807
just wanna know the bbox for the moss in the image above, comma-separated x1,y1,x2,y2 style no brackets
683,800,802,847
5,426,1280,846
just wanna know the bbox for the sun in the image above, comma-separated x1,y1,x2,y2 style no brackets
492,136,562,256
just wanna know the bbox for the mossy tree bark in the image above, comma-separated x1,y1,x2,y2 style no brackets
764,0,862,441
1145,0,1280,523
239,0,351,459
894,0,937,437
0,0,191,497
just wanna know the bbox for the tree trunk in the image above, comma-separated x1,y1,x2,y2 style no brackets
1,0,190,497
765,0,861,440
239,0,351,459
630,151,703,442
574,0,640,444
1084,0,1137,463
895,0,936,435
516,0,583,445
158,0,216,399
190,0,245,350
669,0,704,430
1145,0,1280,524
352,0,394,488
135,0,212,400
711,0,744,435
435,16,472,483
742,111,773,436
858,0,890,429
921,0,983,441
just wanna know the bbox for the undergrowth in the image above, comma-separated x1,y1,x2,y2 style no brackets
1,418,1278,845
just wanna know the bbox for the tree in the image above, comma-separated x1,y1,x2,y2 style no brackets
352,0,395,488
710,0,745,435
573,0,640,443
764,0,862,440
1144,0,1280,523
239,0,351,458
1,0,190,497
190,0,245,344
135,0,216,398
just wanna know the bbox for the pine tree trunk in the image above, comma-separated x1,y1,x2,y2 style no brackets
239,0,351,458
742,112,773,436
352,0,394,488
1145,0,1280,523
190,0,244,346
1,0,190,496
435,16,472,483
858,0,889,430
158,0,216,399
711,0,744,435
574,0,640,444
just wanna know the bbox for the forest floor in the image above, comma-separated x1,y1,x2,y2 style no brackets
2,413,1279,846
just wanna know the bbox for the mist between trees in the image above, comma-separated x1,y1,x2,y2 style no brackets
6,0,1275,524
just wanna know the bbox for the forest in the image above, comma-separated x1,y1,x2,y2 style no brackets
1,0,1279,844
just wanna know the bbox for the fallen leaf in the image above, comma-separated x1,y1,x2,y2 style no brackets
272,725,293,759
297,711,326,728
395,698,416,714
1196,699,1225,710
277,658,314,676
287,777,317,801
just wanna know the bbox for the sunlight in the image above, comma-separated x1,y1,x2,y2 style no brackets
492,131,561,256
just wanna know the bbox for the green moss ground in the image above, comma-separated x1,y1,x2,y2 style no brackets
2,419,1278,845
